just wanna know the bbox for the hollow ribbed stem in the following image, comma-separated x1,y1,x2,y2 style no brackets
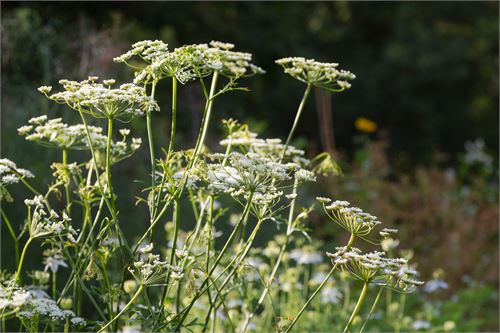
98,285,144,333
168,77,178,154
285,233,355,333
344,282,369,333
281,83,312,160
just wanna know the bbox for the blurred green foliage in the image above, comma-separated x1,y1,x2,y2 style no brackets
2,2,498,169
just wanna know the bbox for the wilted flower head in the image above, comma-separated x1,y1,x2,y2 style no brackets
276,57,355,92
42,77,158,120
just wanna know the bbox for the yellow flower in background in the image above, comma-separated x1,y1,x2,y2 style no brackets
355,117,377,133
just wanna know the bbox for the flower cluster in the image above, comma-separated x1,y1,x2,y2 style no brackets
130,244,181,285
219,124,308,164
276,57,355,92
19,116,100,150
25,197,77,241
0,158,34,202
327,247,424,292
114,40,264,84
41,76,159,120
317,197,381,238
206,152,297,202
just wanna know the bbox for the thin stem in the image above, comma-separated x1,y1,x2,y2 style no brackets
15,237,33,283
285,233,355,333
146,80,158,190
0,208,19,264
343,282,369,333
158,198,180,308
241,178,299,332
168,77,178,154
62,148,71,213
173,193,253,331
359,287,383,333
98,285,144,333
281,83,312,160
106,118,114,198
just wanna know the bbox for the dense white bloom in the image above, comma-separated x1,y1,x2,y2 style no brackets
0,159,35,201
114,40,264,85
276,57,355,92
43,77,158,120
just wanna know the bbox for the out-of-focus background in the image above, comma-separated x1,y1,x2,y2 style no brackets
1,2,498,330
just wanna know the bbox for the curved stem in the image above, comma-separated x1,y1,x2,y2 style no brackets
168,77,178,154
15,237,33,283
343,282,369,333
98,285,144,333
285,233,355,333
281,83,312,160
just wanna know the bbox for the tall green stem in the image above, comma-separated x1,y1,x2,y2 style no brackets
281,83,312,160
168,77,178,154
343,282,369,333
285,233,355,333
98,285,144,333
173,193,253,331
146,80,158,190
241,178,299,332
106,118,114,198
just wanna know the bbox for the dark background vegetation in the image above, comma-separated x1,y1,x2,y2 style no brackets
1,2,499,330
